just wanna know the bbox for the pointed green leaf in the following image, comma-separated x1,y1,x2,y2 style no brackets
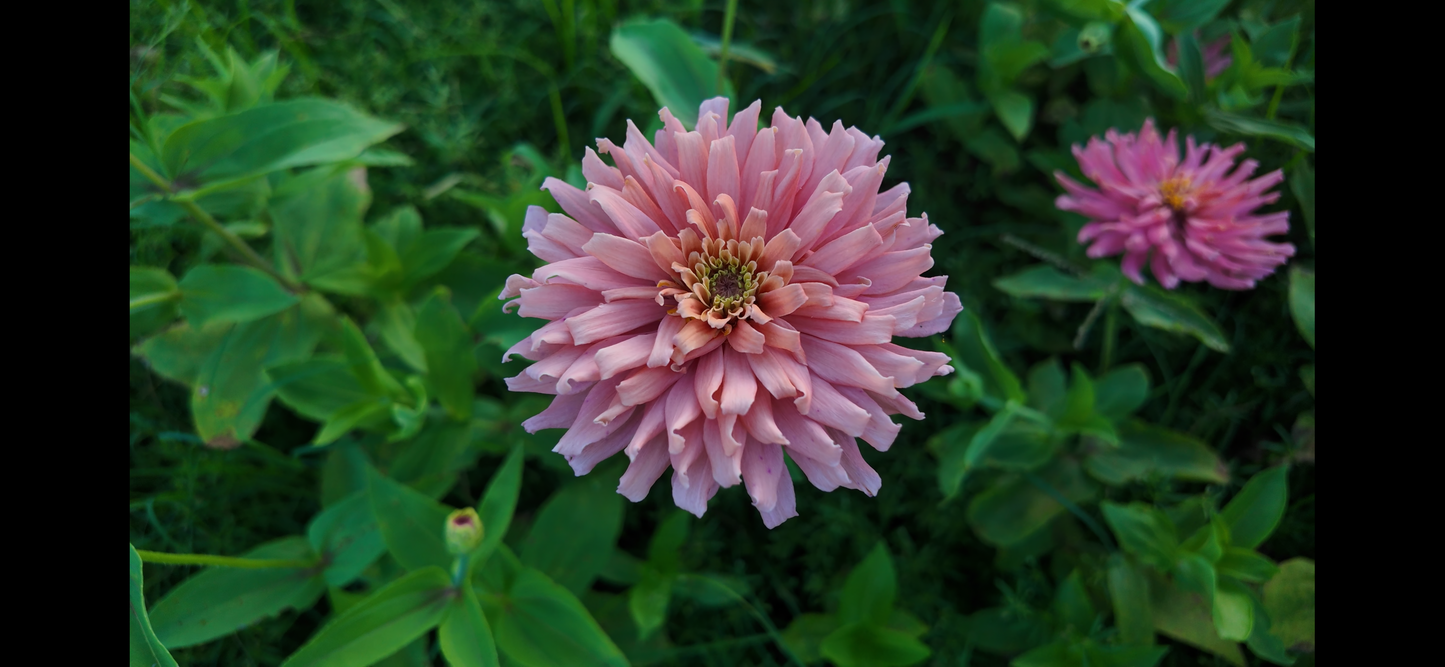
1288,267,1314,349
1108,554,1155,645
820,622,931,667
270,165,371,285
439,585,500,667
1213,577,1255,642
1219,466,1289,550
472,445,525,570
280,566,452,667
177,265,298,329
1121,283,1230,352
307,491,386,587
519,477,624,596
950,310,1027,404
416,288,476,420
130,545,180,667
268,357,377,422
610,18,733,128
1053,570,1096,633
1093,364,1150,422
1101,501,1179,570
495,568,629,667
627,567,674,641
368,465,453,572
1216,548,1279,584
1084,421,1228,486
994,265,1112,303
839,542,897,626
1204,110,1315,152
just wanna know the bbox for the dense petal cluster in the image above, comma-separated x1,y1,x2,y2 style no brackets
501,98,961,527
1054,119,1294,290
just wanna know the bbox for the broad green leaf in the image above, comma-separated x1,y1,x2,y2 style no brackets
377,300,426,372
985,37,1050,84
839,542,897,626
1093,364,1150,422
645,511,691,573
161,98,402,192
268,357,378,422
994,265,1113,302
1204,110,1315,152
781,613,839,665
149,536,324,649
980,420,1058,471
307,491,386,587
314,399,392,446
1262,558,1314,652
1058,363,1096,429
1053,570,1095,633
1172,552,1216,602
177,265,298,329
270,165,371,285
1084,421,1228,485
1101,501,1179,570
820,622,932,667
495,567,629,667
386,420,473,499
472,447,525,570
1149,575,1245,666
1245,591,1296,666
950,310,1027,404
134,320,231,386
1288,267,1314,349
192,299,329,447
979,2,1024,48
1219,466,1289,550
1213,577,1254,642
987,89,1034,142
1107,554,1155,645
968,457,1097,547
627,567,674,641
416,288,476,420
1026,358,1068,418
519,476,624,596
1121,284,1230,352
1216,548,1279,583
439,585,500,667
610,17,733,128
1152,0,1231,34
340,316,406,399
402,229,480,288
369,465,453,572
1118,9,1187,100
130,545,179,667
280,566,452,667
131,267,181,340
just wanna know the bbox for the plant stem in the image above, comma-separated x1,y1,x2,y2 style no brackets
136,549,316,569
1100,298,1118,372
716,0,739,96
129,152,304,292
451,553,471,588
130,292,179,311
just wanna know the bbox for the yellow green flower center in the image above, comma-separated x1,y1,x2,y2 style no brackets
1159,176,1192,210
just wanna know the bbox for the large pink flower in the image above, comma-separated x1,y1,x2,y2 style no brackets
1055,119,1295,290
500,98,961,527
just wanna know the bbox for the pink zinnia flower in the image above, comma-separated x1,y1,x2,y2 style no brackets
1168,34,1233,81
500,98,961,527
1054,119,1295,290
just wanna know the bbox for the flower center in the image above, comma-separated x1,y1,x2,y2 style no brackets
668,236,773,331
1159,176,1192,210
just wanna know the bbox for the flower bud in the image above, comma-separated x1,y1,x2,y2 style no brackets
445,508,484,555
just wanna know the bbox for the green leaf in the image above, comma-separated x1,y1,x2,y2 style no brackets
416,288,477,420
1012,640,1081,667
1216,548,1279,583
986,40,1051,85
950,310,1027,405
965,606,1053,656
519,476,624,596
134,320,231,386
402,229,480,288
1120,283,1230,352
645,511,691,573
376,300,426,372
1251,17,1300,68
610,17,732,128
149,536,324,649
1053,570,1096,633
820,622,932,667
1118,9,1188,100
1219,466,1289,550
314,399,392,446
177,265,299,329
368,465,453,572
1262,558,1314,652
1172,552,1216,602
131,267,181,340
162,98,402,192
192,300,329,447
1245,592,1296,666
1084,421,1229,486
627,567,674,641
341,316,406,399
1026,358,1068,418
1107,554,1155,645
439,585,501,667
1288,267,1314,349
472,445,525,570
1149,575,1245,666
1289,161,1314,244
1203,110,1315,152
1175,31,1207,103
270,165,371,286
1058,363,1096,429
268,358,378,422
781,613,840,665
1039,0,1124,22
839,542,898,626
1093,364,1150,422
307,491,386,587
1101,501,1178,570
968,457,1098,547
130,545,180,667
988,89,1035,142
1213,577,1255,642
495,567,630,667
994,265,1113,302
1152,0,1231,35
280,566,453,667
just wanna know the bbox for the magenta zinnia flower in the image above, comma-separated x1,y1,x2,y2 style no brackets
500,98,961,527
1054,119,1295,290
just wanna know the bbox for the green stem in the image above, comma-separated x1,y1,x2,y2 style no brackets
1100,298,1119,372
136,549,316,569
716,0,739,96
129,153,304,292
1022,472,1116,552
451,553,471,588
130,291,179,311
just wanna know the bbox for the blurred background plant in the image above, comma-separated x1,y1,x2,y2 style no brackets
129,1,1314,666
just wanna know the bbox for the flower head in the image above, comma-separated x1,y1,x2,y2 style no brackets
500,98,961,527
1054,119,1295,290
445,508,483,555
